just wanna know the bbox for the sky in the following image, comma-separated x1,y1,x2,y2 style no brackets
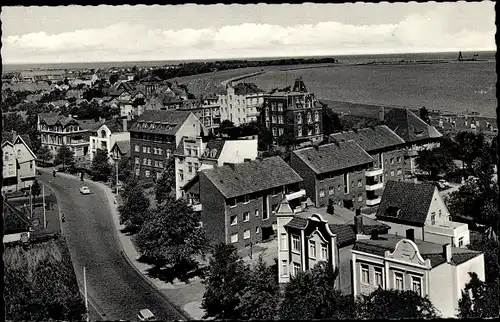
1,2,496,64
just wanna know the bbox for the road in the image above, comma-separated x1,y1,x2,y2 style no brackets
38,169,187,321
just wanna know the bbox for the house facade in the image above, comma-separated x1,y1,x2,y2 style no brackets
184,156,305,249
218,82,266,126
2,134,36,193
89,119,130,161
351,233,485,318
179,103,221,130
129,110,204,181
290,141,374,209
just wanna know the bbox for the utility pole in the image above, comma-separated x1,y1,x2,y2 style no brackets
29,185,33,220
42,185,46,228
84,266,89,322
115,156,119,194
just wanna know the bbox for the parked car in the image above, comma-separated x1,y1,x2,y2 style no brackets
79,186,91,195
138,309,156,321
435,179,450,190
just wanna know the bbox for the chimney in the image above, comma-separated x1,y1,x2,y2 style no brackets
122,118,128,132
443,244,452,263
378,106,385,122
406,229,415,242
354,212,363,234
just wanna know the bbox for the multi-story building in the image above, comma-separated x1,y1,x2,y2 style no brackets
2,133,36,193
261,77,323,145
183,156,305,249
218,82,266,126
129,110,204,181
375,180,470,247
351,231,484,318
179,101,221,130
89,118,130,161
276,199,389,294
290,141,374,209
330,125,406,205
174,136,258,199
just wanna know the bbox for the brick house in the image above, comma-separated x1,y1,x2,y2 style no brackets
129,110,204,182
183,156,305,249
330,125,406,205
290,141,374,209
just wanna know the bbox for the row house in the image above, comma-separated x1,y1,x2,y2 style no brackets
290,141,374,209
218,82,266,126
89,118,130,161
129,110,204,182
330,125,406,205
382,108,442,176
183,156,306,249
261,77,323,145
174,136,258,199
2,133,37,194
38,113,92,162
375,180,471,248
351,231,484,317
276,199,389,294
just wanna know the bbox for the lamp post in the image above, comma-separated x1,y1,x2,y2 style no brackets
42,185,46,228
114,154,119,194
83,266,89,322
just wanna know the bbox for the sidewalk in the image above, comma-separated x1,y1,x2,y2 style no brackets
58,172,207,320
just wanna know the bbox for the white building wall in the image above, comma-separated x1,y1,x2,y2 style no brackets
425,190,451,227
217,139,258,166
429,262,456,317
175,113,204,146
3,232,30,244
377,220,425,240
455,254,485,313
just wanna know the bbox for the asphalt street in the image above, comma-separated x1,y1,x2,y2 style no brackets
38,169,187,321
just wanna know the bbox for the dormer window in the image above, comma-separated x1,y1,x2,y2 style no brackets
385,206,400,218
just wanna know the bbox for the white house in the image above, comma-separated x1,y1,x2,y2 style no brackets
89,119,130,161
218,82,266,126
2,133,36,194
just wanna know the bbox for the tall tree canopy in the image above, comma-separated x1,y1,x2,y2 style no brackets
322,107,343,136
458,272,500,319
118,179,150,232
91,149,112,182
419,106,431,125
416,146,455,180
154,157,175,205
54,145,74,171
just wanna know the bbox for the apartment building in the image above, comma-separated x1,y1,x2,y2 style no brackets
129,110,204,181
218,82,266,126
174,136,258,199
179,101,221,130
89,118,130,161
183,156,305,249
261,77,323,145
351,232,484,317
330,125,406,205
290,141,374,209
2,133,36,193
375,180,470,247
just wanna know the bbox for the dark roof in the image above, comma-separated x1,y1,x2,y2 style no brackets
112,140,130,156
175,137,186,155
3,199,31,234
285,217,309,230
233,83,265,95
200,140,226,160
384,108,442,143
79,119,104,131
16,135,33,152
376,181,437,225
129,110,192,136
38,113,77,126
201,156,303,199
330,125,405,152
352,234,482,268
292,141,374,174
103,119,126,133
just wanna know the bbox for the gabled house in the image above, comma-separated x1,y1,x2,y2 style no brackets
375,180,470,247
2,132,37,193
89,119,130,161
290,141,375,208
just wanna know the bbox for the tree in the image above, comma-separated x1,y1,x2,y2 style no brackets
458,272,500,318
277,127,297,151
468,237,499,283
322,107,343,136
54,145,74,171
91,149,112,182
280,261,354,320
109,73,120,85
202,243,250,320
37,145,53,166
455,131,488,172
257,125,274,151
416,146,454,180
419,106,431,125
355,288,439,319
111,156,133,185
118,180,150,232
236,255,279,320
154,157,175,205
135,197,209,280
31,180,42,199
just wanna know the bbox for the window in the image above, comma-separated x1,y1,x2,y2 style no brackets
395,272,404,290
229,198,237,207
361,264,370,284
292,235,301,252
278,115,284,124
319,189,325,197
351,181,355,188
143,158,147,165
390,158,394,164
143,146,147,153
321,244,328,260
458,237,464,247
280,233,288,249
135,157,140,164
293,262,301,276
255,209,259,217
256,226,260,234
145,170,150,178
329,186,335,195
431,213,436,225
309,240,317,258
179,170,184,181
230,215,238,226
244,195,250,203
374,267,383,287
390,170,395,177
231,233,238,243
358,179,362,187
397,156,402,163
159,161,163,168
148,159,152,166
188,162,193,173
281,260,288,276
166,149,171,158
278,128,284,136
297,126,302,137
338,185,342,191
30,161,33,169
244,229,250,239
411,276,422,296
135,144,139,152
358,194,363,202
135,168,140,176
153,147,157,155
243,212,250,222
397,169,402,175
195,163,199,172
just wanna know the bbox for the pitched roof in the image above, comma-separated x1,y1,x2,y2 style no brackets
38,113,77,126
352,234,482,268
103,119,126,133
384,108,442,143
129,110,192,135
3,199,31,234
292,141,374,174
233,82,266,96
200,140,226,160
112,140,130,156
376,180,437,225
330,125,405,152
79,119,104,131
201,156,303,199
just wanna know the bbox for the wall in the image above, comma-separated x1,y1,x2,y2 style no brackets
175,113,204,146
226,194,266,250
429,262,456,318
377,220,425,240
217,139,258,166
338,245,354,295
380,149,405,181
455,254,485,313
199,173,227,245
425,190,451,227
130,132,176,182
290,153,317,205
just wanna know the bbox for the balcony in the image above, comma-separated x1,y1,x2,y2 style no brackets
424,221,469,237
285,189,306,201
366,168,383,177
366,197,382,206
366,182,384,191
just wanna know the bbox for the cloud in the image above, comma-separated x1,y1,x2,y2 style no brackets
2,9,495,64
